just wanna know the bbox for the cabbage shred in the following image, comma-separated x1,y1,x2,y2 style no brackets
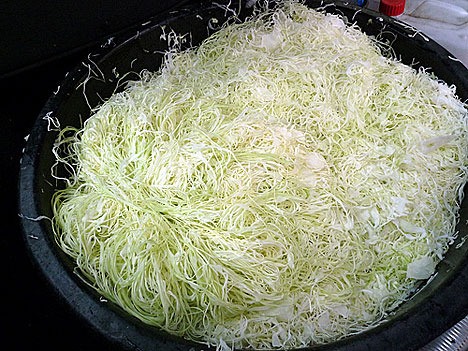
52,1,468,350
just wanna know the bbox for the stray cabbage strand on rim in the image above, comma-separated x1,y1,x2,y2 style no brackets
51,1,468,350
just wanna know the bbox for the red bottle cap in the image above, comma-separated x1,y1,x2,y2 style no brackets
379,0,406,16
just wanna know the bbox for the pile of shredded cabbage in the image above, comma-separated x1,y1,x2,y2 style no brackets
52,1,468,350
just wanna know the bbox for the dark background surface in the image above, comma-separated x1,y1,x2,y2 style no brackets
0,1,190,350
2,56,112,351
0,1,192,78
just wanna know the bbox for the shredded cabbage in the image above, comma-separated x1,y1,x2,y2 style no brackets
51,1,468,350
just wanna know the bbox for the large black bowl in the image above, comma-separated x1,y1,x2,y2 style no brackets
18,1,468,350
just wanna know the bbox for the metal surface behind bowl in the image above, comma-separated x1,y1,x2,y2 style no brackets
17,1,468,350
